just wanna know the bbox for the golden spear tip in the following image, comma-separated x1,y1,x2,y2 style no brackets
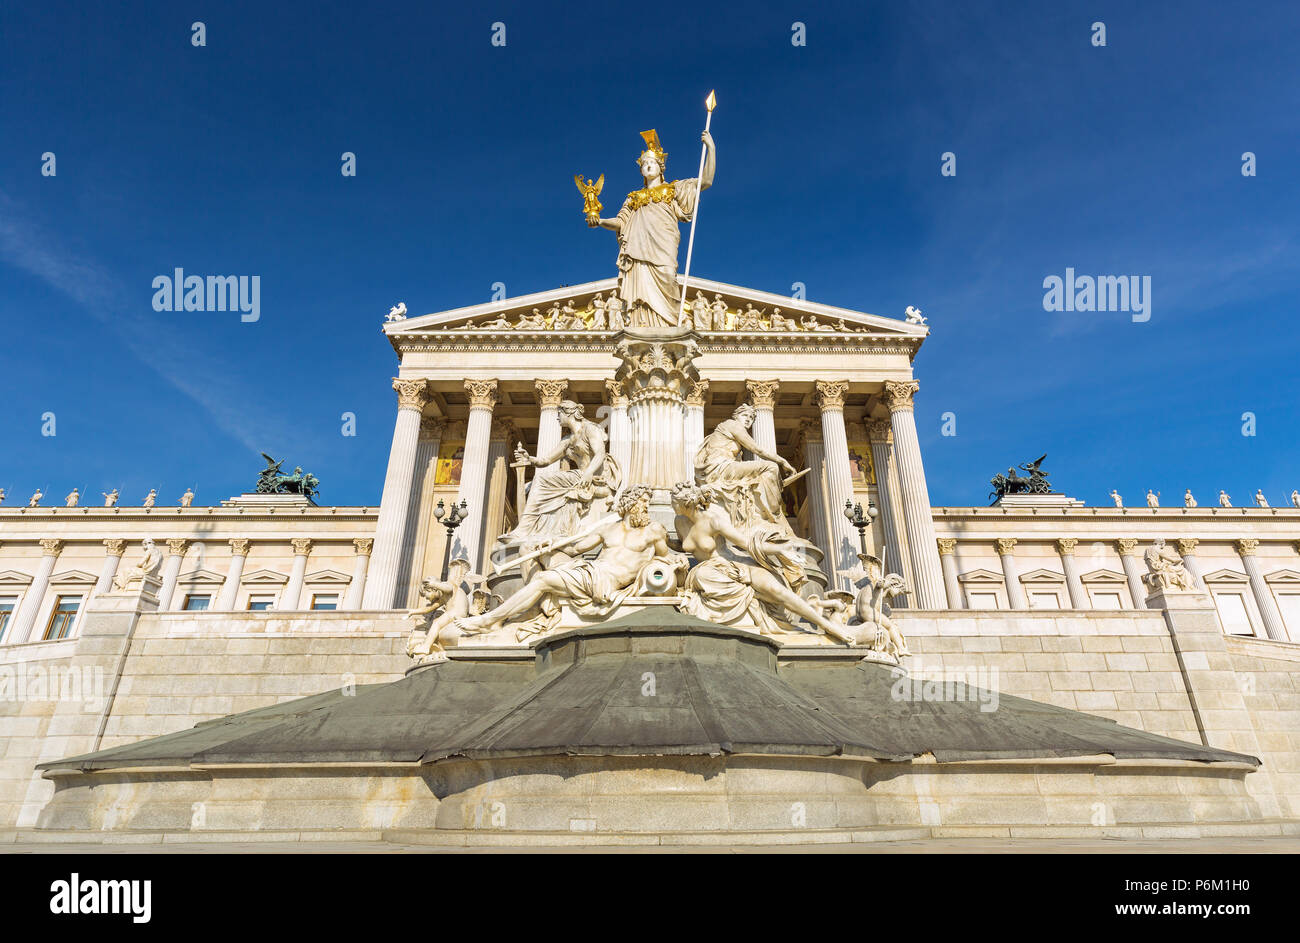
705,90,717,111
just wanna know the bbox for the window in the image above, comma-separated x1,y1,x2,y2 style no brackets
1213,592,1255,636
183,595,211,611
310,594,338,611
43,595,81,641
1277,592,1300,643
246,595,275,611
1090,590,1124,609
0,596,16,643
1029,591,1061,610
967,591,1000,610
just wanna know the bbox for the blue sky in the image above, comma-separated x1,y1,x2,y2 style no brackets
1,0,1297,508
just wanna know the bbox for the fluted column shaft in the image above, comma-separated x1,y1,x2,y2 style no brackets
535,380,568,473
1057,539,1089,609
815,381,859,591
453,379,499,570
997,539,1027,609
284,539,312,610
95,540,126,595
1177,539,1206,589
797,422,833,568
867,421,912,590
395,417,442,607
683,380,709,483
1238,540,1286,640
937,539,962,609
10,540,61,643
746,380,779,456
883,380,945,608
217,539,249,611
343,539,373,610
605,381,632,481
1116,540,1146,609
364,377,429,609
481,425,512,564
157,540,188,611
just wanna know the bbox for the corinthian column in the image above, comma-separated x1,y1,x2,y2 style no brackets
9,539,62,643
343,538,373,610
996,538,1027,609
605,379,632,481
937,538,962,609
95,539,127,595
363,377,430,609
746,380,780,455
284,538,312,610
883,380,945,609
156,539,189,610
396,415,444,607
535,379,569,472
1057,538,1089,609
867,420,911,589
1116,539,1146,609
814,380,859,590
453,378,499,570
1237,539,1286,640
796,420,832,567
217,539,250,610
615,335,698,490
481,419,514,564
1177,538,1205,589
683,380,709,481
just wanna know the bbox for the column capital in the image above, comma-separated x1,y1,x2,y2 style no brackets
535,379,569,409
1057,537,1078,554
353,537,374,556
685,379,710,408
745,379,780,410
228,538,251,557
165,538,189,556
882,379,920,412
1176,538,1199,556
1116,538,1139,556
813,380,849,412
419,415,445,440
392,377,430,412
937,537,957,555
38,538,62,556
866,419,893,443
464,378,500,410
291,538,313,556
995,537,1017,556
604,378,629,408
794,418,822,448
103,538,127,557
1236,538,1259,556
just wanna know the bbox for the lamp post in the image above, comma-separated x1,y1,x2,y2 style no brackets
843,499,879,557
434,498,470,581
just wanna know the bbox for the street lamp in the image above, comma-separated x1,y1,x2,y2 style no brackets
434,498,470,581
843,498,878,557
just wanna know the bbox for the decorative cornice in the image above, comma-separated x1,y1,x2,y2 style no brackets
166,538,189,556
685,379,711,408
745,379,780,410
937,537,957,555
103,538,127,557
534,379,569,409
392,377,430,412
1056,538,1078,555
995,538,1017,556
229,538,251,557
604,378,629,408
882,379,920,412
813,380,849,412
1116,538,1139,556
353,538,374,556
1177,538,1199,556
39,538,63,556
464,378,500,410
1236,538,1259,556
866,420,893,444
291,538,313,556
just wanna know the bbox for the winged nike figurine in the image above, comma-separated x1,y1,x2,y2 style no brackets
575,173,604,226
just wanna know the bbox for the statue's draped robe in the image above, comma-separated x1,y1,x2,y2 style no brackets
615,179,700,328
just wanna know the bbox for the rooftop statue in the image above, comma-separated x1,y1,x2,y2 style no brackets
989,454,1054,501
256,452,320,499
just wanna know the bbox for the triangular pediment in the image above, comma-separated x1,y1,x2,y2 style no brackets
383,276,928,341
1080,568,1127,583
1264,568,1300,582
305,568,352,584
177,568,226,585
0,570,34,586
243,568,289,585
50,569,98,585
1202,568,1249,584
957,568,1004,583
1018,568,1066,583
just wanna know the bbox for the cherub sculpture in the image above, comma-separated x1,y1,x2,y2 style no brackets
405,558,481,662
853,554,911,656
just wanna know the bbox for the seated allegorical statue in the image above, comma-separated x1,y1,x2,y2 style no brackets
693,402,800,541
671,482,852,643
1141,538,1196,593
458,485,685,638
112,537,163,592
